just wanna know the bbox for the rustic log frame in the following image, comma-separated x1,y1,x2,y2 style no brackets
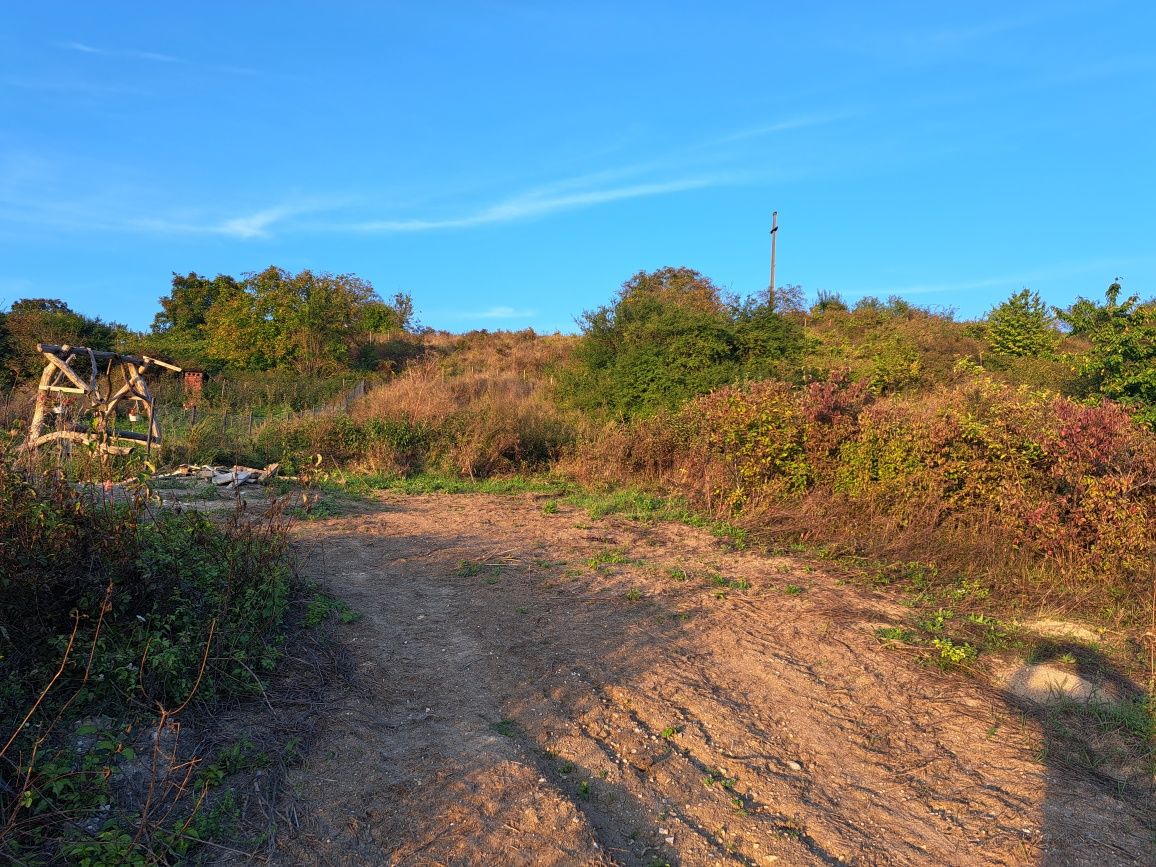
23,344,181,456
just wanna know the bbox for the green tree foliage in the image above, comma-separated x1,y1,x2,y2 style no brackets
361,291,416,334
1058,282,1156,426
562,267,805,417
148,272,243,365
985,289,1058,357
2,298,127,382
202,267,378,373
147,267,414,373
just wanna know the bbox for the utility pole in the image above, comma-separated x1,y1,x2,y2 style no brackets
768,210,779,300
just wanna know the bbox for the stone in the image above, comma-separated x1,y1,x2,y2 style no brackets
1004,664,1096,703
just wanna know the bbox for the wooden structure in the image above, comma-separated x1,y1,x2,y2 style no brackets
23,344,181,456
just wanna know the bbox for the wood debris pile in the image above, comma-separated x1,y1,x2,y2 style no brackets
158,462,281,489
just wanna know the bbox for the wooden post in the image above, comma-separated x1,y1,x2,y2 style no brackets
247,408,254,438
190,403,197,427
769,210,779,299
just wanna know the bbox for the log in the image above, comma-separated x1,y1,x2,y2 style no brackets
36,344,182,372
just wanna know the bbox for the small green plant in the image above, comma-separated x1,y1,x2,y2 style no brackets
703,770,736,790
660,725,681,739
667,568,689,581
783,584,804,595
919,608,954,633
875,626,918,643
930,637,978,669
587,548,628,568
577,780,591,800
541,500,559,514
491,719,519,738
626,587,643,602
304,593,360,626
456,559,482,577
558,760,575,775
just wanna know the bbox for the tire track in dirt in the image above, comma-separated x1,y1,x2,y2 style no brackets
272,492,1151,866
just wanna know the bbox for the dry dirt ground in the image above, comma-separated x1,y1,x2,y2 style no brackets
271,492,1152,866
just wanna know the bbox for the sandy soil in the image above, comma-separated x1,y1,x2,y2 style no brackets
272,492,1152,866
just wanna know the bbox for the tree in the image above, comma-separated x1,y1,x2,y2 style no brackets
202,267,381,373
2,299,126,381
148,272,243,366
562,267,804,417
361,292,415,334
1057,282,1156,426
985,289,1058,357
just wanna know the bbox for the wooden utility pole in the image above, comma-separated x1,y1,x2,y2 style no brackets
768,210,779,298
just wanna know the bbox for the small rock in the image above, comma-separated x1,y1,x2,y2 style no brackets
1004,664,1097,703
787,760,803,771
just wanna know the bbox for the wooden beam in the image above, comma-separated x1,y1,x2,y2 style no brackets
41,352,92,393
36,344,182,372
39,385,87,394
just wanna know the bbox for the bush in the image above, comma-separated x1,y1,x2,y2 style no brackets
0,460,292,859
560,267,804,418
567,367,1156,623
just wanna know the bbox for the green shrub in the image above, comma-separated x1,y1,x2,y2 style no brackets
0,460,292,860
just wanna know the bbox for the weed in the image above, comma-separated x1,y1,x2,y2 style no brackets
558,761,575,775
304,593,360,626
587,548,628,568
667,568,689,581
930,637,978,669
577,780,591,800
875,626,918,643
919,608,955,633
783,584,804,595
626,587,643,602
491,720,519,738
703,770,737,790
541,500,559,514
660,725,681,739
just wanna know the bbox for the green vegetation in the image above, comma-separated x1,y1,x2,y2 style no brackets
560,267,804,418
3,264,1153,855
145,267,414,374
0,460,293,862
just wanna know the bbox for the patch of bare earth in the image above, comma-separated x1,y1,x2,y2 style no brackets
272,493,1151,866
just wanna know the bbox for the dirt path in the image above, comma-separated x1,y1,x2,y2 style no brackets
272,492,1151,866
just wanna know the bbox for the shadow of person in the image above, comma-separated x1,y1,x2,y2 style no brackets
1001,638,1153,866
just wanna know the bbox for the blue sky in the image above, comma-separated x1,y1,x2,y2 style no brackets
1,1,1153,333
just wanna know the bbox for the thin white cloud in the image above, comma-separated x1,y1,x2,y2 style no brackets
55,40,257,74
128,200,340,239
711,109,865,145
351,175,727,233
846,258,1151,299
58,41,179,63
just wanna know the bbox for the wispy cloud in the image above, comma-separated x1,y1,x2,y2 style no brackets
128,200,342,239
350,175,728,233
711,109,865,145
59,41,179,63
846,258,1150,300
55,40,258,75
